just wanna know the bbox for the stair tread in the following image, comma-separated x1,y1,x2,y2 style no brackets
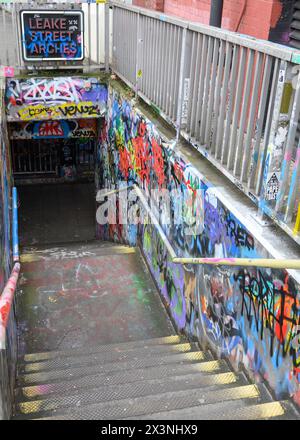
19,343,198,373
15,371,249,412
17,352,216,386
18,384,270,420
124,400,299,421
15,359,230,389
20,335,184,363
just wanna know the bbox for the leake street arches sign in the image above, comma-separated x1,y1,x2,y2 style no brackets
20,10,84,62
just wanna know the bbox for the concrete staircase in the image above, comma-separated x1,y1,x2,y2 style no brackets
13,336,299,420
13,241,299,420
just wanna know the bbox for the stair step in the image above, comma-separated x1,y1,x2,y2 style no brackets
18,343,198,374
21,242,135,263
26,384,270,420
20,335,183,363
17,351,213,386
15,359,230,393
15,371,249,415
126,400,299,420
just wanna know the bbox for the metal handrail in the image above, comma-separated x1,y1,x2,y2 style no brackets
109,0,300,62
100,184,300,270
12,187,19,263
0,262,20,350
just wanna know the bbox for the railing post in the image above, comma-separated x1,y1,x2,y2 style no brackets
259,60,288,215
276,68,300,221
175,26,190,145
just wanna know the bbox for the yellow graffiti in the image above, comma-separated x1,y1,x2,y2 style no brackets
18,101,100,121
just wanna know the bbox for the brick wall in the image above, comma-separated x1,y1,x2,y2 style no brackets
133,0,286,41
134,0,165,11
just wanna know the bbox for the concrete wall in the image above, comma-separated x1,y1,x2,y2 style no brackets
96,84,300,407
133,0,290,41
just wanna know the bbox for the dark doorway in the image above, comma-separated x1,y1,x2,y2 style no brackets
17,182,95,247
9,119,99,247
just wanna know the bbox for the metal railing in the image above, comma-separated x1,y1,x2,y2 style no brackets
110,1,300,245
102,184,300,270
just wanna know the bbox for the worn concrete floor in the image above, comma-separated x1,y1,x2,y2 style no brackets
17,242,174,355
17,183,96,246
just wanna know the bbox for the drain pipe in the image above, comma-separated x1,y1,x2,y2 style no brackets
209,0,224,27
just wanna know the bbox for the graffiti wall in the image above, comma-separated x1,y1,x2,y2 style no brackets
97,87,300,406
5,77,108,122
9,119,98,140
0,83,15,420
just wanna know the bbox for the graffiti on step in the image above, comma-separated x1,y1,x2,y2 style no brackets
5,77,108,121
9,119,98,140
96,88,300,407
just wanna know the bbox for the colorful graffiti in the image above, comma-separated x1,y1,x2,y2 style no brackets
9,119,98,140
6,77,108,121
96,87,300,406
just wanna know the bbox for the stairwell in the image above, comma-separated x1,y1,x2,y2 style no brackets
12,241,300,420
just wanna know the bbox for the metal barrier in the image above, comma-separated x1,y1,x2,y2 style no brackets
110,1,300,245
12,187,19,263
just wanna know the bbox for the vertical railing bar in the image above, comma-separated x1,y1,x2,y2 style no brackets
136,12,142,96
151,18,159,102
144,16,150,96
142,16,147,94
241,51,263,182
200,36,213,144
234,49,255,176
112,6,116,71
175,27,188,141
161,23,170,112
159,21,168,111
156,20,163,108
190,33,202,137
194,35,207,140
211,39,226,154
205,38,220,149
168,25,177,118
96,2,100,66
227,46,246,169
166,24,175,118
186,31,197,135
174,28,184,123
215,42,232,159
155,20,163,105
248,55,272,190
88,2,91,68
105,1,110,71
148,17,155,100
221,45,240,165
2,8,8,65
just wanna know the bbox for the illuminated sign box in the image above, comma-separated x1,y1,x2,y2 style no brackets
20,10,84,62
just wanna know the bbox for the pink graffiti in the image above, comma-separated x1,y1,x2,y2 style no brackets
0,263,20,349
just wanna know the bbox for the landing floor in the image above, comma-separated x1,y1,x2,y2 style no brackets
17,241,174,355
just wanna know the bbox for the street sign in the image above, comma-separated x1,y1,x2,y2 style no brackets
20,10,84,62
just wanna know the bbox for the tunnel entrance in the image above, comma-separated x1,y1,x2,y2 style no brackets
8,119,99,247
